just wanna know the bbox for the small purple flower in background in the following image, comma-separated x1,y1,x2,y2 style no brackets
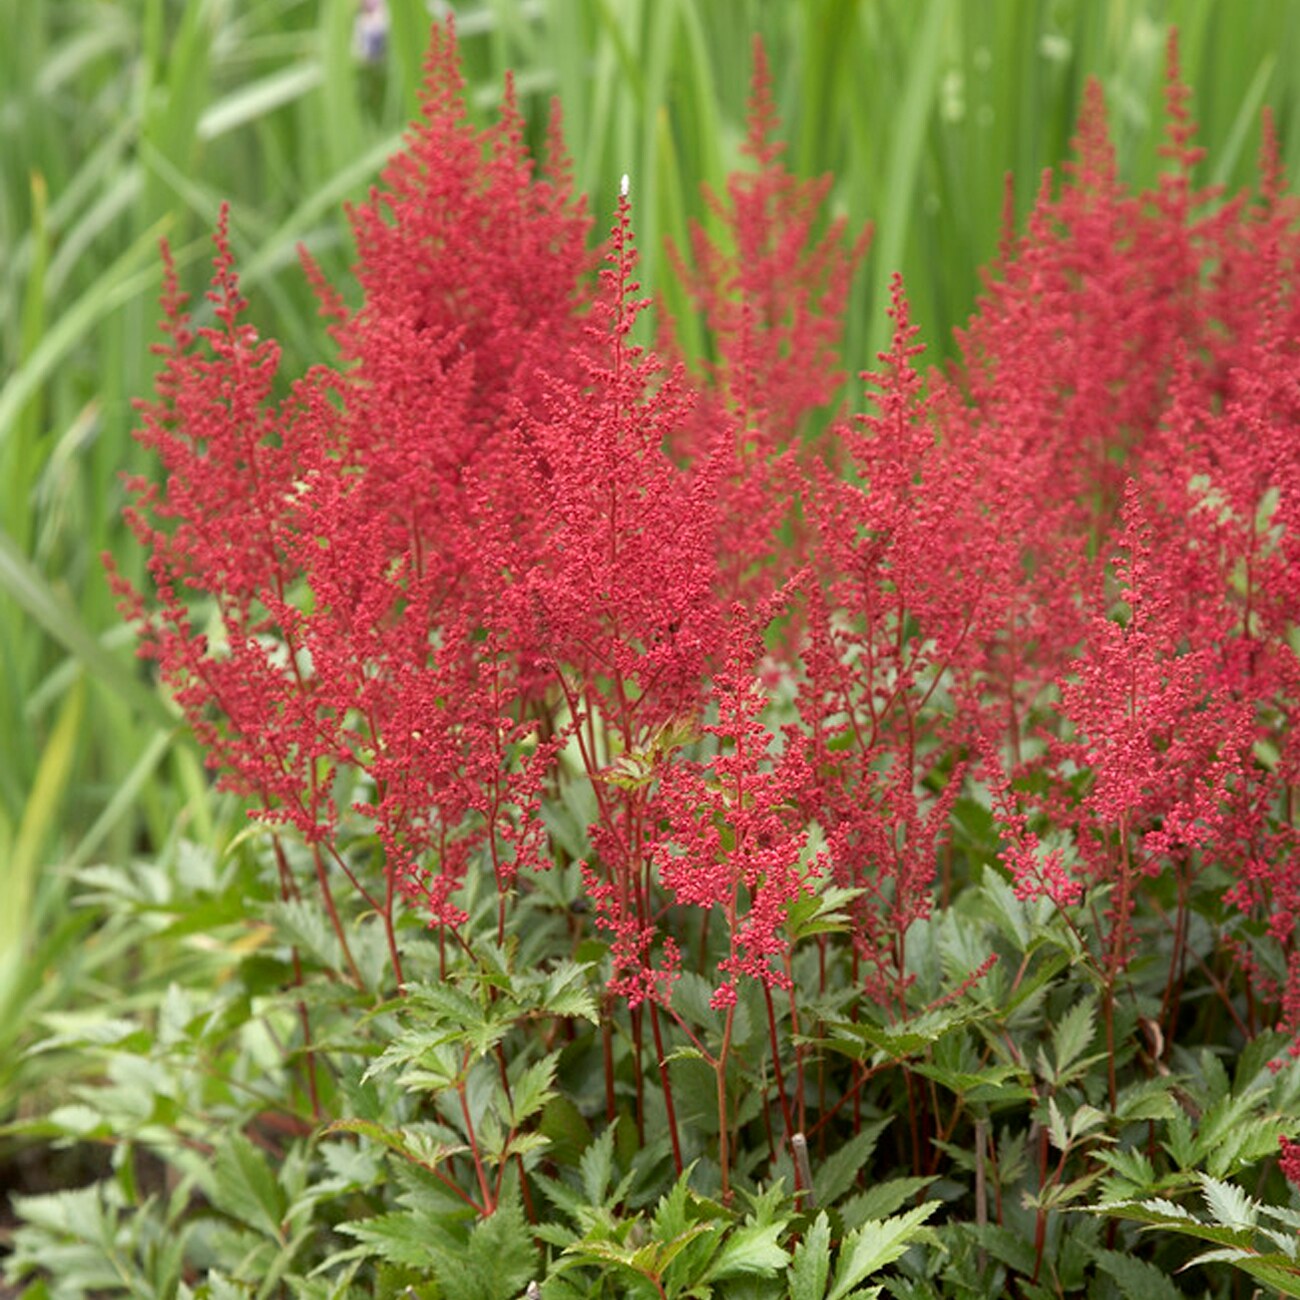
354,0,388,63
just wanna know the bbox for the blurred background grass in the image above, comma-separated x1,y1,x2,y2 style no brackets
1,0,1298,1118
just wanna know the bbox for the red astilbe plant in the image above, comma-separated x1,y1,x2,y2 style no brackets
946,40,1233,755
652,596,821,1015
110,23,593,984
1040,482,1250,1099
1147,295,1300,1049
511,187,722,1013
648,595,823,1201
791,276,979,1009
946,46,1300,1057
113,21,1300,1231
666,37,869,610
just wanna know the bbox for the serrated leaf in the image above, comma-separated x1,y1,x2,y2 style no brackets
971,1223,1037,1276
705,1220,789,1281
1051,996,1096,1079
499,1131,551,1162
326,1118,466,1170
1185,1246,1256,1267
907,1060,1034,1103
814,1120,889,1207
1116,1076,1182,1124
978,868,1030,950
672,971,722,1031
1231,1256,1300,1297
579,1124,617,1207
787,886,867,943
509,1054,559,1129
825,1006,978,1064
436,1197,538,1300
652,1171,695,1241
654,1222,719,1276
1091,1246,1183,1300
337,1212,439,1269
1164,1111,1197,1170
540,963,600,1023
789,1211,833,1300
1180,1245,1300,1297
840,1178,935,1231
211,1132,286,1242
828,1202,937,1300
661,1046,707,1065
1046,1097,1069,1152
1069,1103,1109,1142
539,1096,591,1168
1200,1174,1259,1230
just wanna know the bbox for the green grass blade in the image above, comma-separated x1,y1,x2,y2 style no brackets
0,529,173,728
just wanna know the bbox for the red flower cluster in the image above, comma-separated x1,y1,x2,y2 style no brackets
1280,1135,1300,1190
116,24,1300,1049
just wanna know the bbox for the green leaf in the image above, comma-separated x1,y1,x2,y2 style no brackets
1091,1247,1183,1300
651,1169,696,1241
906,1060,1034,1104
540,962,600,1023
337,1212,440,1269
813,1120,890,1207
198,62,324,140
789,1211,833,1300
976,865,1030,950
579,1124,617,1207
0,678,82,968
539,1096,591,1168
508,1054,560,1129
435,1197,539,1300
326,1118,466,1170
1229,1256,1300,1298
211,1132,287,1242
1050,995,1096,1079
705,1220,790,1281
653,1222,720,1278
840,1178,936,1231
1046,1097,1070,1153
828,1203,938,1300
824,1005,981,1063
864,0,947,363
1116,1076,1182,1124
1200,1174,1259,1231
786,886,867,943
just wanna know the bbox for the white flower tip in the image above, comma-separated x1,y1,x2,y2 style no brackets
620,173,630,198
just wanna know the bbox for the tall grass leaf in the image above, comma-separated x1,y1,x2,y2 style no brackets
319,0,365,176
139,0,212,223
138,139,228,235
241,133,403,289
0,676,83,961
46,165,142,300
1209,54,1275,189
198,62,325,142
8,172,49,548
384,0,434,122
0,530,172,728
866,0,948,364
66,727,175,872
0,219,167,451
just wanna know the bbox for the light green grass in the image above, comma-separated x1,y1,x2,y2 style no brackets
1,0,1298,1113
